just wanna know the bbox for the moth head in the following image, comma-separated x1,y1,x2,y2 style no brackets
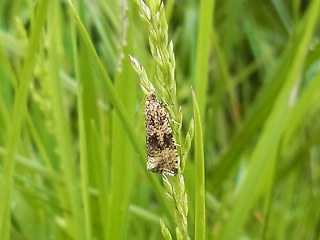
147,91,157,101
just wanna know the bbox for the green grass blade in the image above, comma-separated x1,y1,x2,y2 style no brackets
194,0,215,119
106,3,136,239
73,35,93,240
69,2,93,238
0,0,49,238
72,1,101,238
192,89,205,240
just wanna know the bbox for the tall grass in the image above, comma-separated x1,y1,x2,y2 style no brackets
0,0,320,239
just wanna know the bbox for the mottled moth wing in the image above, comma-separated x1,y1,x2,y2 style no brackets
144,92,179,175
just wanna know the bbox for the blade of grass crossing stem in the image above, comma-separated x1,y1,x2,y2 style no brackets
48,1,86,239
192,89,206,240
0,0,49,238
194,0,215,120
66,0,174,224
221,1,320,239
69,3,93,239
78,1,103,238
107,3,135,238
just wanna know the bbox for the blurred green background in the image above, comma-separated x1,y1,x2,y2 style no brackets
0,0,319,239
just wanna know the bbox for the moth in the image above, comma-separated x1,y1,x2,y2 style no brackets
144,91,179,175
